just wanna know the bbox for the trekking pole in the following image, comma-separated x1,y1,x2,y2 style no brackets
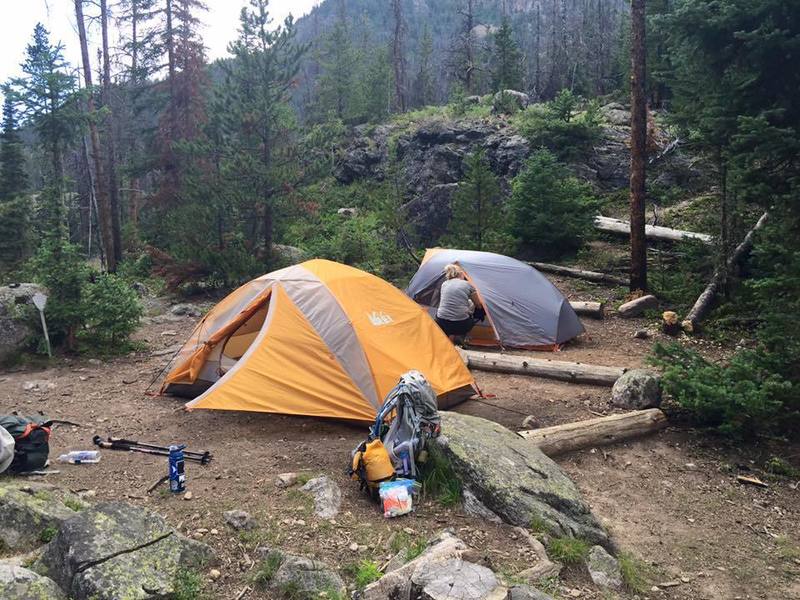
104,437,211,462
92,436,212,465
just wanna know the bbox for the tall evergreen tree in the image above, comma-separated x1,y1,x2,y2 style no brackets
222,0,306,256
316,11,356,121
629,0,648,292
0,94,30,269
0,95,28,200
491,17,523,92
413,25,435,107
447,150,505,252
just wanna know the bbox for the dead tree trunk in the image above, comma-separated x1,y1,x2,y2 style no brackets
529,261,627,286
101,0,122,269
391,0,407,112
75,0,116,272
518,408,668,455
595,216,713,244
569,301,604,319
629,0,648,292
682,212,770,332
459,349,625,386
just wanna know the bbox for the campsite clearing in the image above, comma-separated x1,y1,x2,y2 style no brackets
1,278,798,600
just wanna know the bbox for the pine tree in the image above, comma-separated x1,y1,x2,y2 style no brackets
10,24,78,186
491,17,523,92
413,26,435,107
316,13,356,121
222,0,306,256
447,149,505,252
0,95,28,200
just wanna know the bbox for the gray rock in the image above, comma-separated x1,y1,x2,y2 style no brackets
611,369,662,410
633,329,651,339
0,562,66,600
36,502,214,600
362,532,468,600
507,584,556,600
259,548,345,598
521,415,541,430
431,412,612,549
517,560,562,581
462,488,501,523
223,510,256,531
336,207,358,218
300,476,341,519
493,89,530,112
585,545,623,589
0,481,86,550
0,283,46,362
274,472,298,488
412,558,507,600
272,244,307,265
604,108,632,126
170,303,201,317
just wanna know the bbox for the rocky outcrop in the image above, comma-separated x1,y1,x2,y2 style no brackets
611,369,662,410
362,531,507,600
257,548,346,599
493,90,531,112
0,481,86,550
0,283,45,362
432,412,612,549
35,502,214,600
0,562,66,600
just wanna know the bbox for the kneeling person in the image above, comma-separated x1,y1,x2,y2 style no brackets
435,264,482,342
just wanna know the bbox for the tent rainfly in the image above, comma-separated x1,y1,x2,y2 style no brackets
161,259,475,421
406,248,585,350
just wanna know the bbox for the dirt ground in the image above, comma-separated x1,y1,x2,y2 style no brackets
1,278,799,600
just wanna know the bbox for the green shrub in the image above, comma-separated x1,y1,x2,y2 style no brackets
649,342,791,437
81,274,143,346
513,89,602,161
251,551,284,589
39,526,58,543
510,149,598,259
420,450,462,507
618,551,651,593
547,536,590,565
172,569,208,600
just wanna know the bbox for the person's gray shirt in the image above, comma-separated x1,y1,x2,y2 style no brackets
437,278,475,321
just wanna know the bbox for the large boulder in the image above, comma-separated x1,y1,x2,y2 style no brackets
507,585,556,600
35,502,214,600
0,481,86,550
0,562,66,600
0,283,45,362
611,369,662,410
257,548,345,598
493,89,530,113
363,531,507,600
432,412,611,549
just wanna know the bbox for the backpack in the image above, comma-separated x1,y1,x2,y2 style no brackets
0,415,52,473
349,371,441,499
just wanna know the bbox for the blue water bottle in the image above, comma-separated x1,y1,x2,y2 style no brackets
169,445,186,493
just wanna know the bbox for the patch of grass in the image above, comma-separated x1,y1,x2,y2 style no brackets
389,530,428,562
251,551,284,590
39,526,58,543
420,450,462,507
353,560,383,589
529,515,551,535
765,457,800,478
34,490,53,502
295,472,315,486
237,527,273,548
535,575,562,596
172,569,209,600
618,551,650,593
547,537,591,565
63,497,85,512
776,536,800,561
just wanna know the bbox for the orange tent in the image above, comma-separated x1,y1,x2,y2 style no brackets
161,260,475,421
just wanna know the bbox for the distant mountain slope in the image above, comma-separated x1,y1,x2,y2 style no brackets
294,0,629,104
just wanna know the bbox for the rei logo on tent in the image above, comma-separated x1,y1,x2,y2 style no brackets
367,311,393,326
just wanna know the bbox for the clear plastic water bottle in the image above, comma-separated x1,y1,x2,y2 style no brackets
57,451,101,464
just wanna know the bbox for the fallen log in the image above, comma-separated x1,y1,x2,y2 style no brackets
529,262,626,286
459,349,625,386
682,212,769,332
569,301,604,319
595,215,713,244
617,294,658,318
517,408,668,455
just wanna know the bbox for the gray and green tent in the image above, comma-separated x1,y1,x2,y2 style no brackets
406,248,585,350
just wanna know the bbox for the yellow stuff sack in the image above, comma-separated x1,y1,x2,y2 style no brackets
350,438,395,501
